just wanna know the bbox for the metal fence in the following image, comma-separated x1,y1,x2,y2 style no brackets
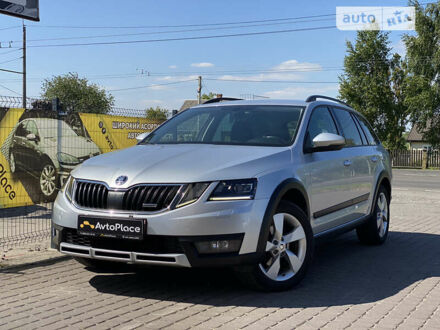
428,150,440,168
0,96,158,250
389,149,424,168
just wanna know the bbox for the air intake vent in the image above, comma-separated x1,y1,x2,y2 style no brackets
122,185,181,212
74,181,108,209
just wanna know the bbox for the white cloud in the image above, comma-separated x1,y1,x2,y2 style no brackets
217,59,322,82
169,65,177,69
191,62,215,68
263,84,339,99
142,99,163,104
156,75,199,82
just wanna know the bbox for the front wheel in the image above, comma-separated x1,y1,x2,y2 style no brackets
236,201,314,291
9,151,16,174
39,163,58,202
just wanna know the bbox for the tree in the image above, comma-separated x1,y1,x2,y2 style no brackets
202,92,216,100
339,30,408,149
145,106,168,121
41,73,114,114
403,1,440,148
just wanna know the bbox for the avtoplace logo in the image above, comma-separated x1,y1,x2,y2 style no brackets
95,222,141,233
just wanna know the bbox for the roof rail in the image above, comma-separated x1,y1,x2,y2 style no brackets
203,97,243,104
305,95,351,108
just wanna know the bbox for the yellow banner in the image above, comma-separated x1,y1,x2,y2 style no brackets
79,113,162,154
0,110,164,209
0,108,34,208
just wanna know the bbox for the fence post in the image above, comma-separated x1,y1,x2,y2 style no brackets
422,150,428,169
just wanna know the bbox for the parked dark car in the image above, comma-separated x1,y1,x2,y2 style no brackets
9,118,100,201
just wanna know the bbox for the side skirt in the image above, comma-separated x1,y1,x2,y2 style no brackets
313,213,370,241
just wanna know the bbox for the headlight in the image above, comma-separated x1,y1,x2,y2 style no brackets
175,182,210,208
58,152,80,165
62,176,75,202
209,179,257,201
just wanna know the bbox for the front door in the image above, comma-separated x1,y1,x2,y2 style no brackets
303,106,355,233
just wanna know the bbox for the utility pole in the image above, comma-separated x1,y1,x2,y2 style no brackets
197,76,202,104
22,23,26,109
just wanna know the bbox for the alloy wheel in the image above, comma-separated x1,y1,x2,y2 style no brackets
40,164,56,196
259,213,307,281
377,192,388,238
9,153,16,173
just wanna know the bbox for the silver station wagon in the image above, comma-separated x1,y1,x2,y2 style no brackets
52,96,392,291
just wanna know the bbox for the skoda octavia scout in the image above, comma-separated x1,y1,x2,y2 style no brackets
52,96,392,291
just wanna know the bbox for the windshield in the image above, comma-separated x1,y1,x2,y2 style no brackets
40,121,80,138
142,105,303,147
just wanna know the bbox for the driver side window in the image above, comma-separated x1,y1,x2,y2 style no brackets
26,121,39,137
305,107,338,150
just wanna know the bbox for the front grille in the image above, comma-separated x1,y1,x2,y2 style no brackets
122,185,181,212
63,228,183,254
74,181,108,209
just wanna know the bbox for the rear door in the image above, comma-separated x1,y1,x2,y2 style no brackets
330,107,374,219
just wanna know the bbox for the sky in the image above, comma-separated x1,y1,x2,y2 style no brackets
0,0,415,111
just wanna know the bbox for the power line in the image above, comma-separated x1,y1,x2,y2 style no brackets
0,83,21,95
27,14,337,30
0,56,22,65
206,78,339,84
108,79,197,92
16,25,336,49
12,18,334,44
0,48,21,56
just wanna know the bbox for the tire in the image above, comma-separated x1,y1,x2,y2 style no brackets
236,200,314,292
39,162,58,202
73,257,120,270
356,185,390,245
9,151,16,174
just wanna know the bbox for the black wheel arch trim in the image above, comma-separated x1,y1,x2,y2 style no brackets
256,178,310,254
372,171,392,215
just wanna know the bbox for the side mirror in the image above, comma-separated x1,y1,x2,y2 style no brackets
26,133,38,142
136,132,150,143
310,133,345,152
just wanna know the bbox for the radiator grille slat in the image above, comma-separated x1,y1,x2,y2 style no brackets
74,181,109,210
123,185,181,212
74,181,180,212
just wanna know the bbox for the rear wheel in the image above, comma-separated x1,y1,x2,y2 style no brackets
237,201,314,291
356,185,390,245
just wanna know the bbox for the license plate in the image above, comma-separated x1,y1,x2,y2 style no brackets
78,216,144,240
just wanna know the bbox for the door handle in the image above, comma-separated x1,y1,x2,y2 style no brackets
371,156,378,163
343,160,352,167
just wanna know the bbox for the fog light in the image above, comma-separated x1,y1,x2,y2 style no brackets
194,239,241,254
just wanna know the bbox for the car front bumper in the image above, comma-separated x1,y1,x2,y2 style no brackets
51,190,269,268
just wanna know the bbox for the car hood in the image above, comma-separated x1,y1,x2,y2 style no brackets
72,144,291,188
43,135,100,158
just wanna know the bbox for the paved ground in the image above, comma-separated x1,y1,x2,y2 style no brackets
0,169,439,329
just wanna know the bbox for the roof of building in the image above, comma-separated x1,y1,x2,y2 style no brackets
407,124,426,142
179,100,205,112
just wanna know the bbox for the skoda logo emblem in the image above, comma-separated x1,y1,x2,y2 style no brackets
115,176,128,185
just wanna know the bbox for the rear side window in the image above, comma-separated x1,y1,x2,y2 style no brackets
305,106,338,150
355,115,378,145
332,108,363,147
